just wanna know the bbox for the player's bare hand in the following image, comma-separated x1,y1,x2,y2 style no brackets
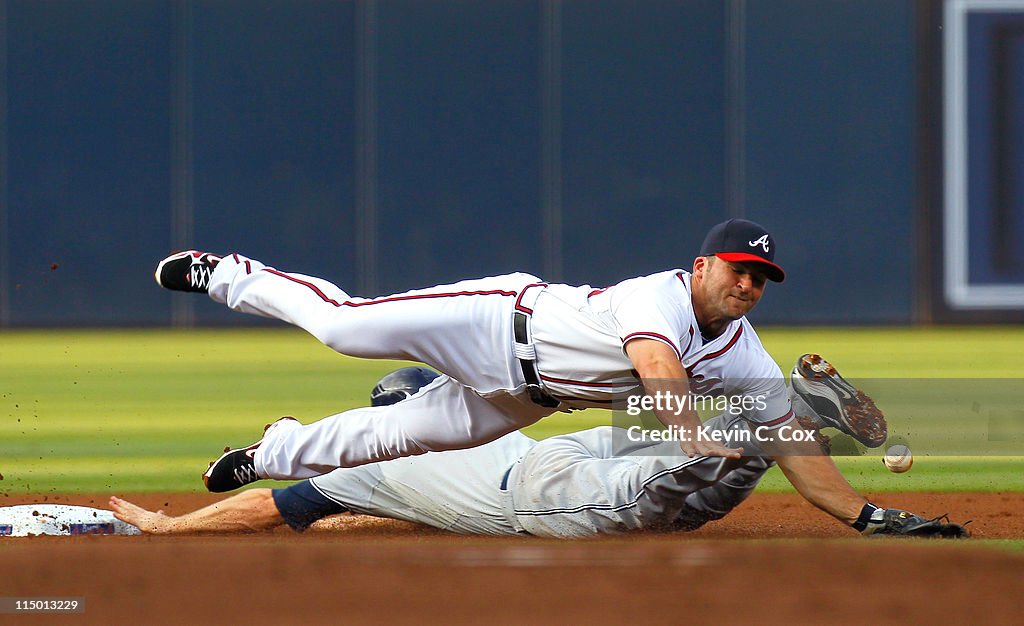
679,440,744,459
109,496,170,534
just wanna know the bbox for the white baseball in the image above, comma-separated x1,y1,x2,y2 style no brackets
883,444,913,473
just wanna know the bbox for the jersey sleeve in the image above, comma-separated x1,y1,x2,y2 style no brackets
606,272,691,360
723,340,794,426
736,376,793,427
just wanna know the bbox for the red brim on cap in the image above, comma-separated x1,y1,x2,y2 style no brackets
715,252,786,283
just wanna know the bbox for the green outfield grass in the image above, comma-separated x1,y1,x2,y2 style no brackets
1,326,1022,493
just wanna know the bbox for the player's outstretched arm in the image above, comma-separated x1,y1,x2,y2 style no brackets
772,453,866,526
109,490,285,534
772,452,970,537
625,338,743,459
756,428,867,526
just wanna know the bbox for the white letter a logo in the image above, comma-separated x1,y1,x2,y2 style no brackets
748,234,770,252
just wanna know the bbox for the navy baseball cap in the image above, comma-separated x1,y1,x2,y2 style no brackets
699,218,785,283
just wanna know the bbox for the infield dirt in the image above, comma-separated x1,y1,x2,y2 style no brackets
1,492,1021,624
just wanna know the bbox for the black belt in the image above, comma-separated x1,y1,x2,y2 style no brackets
513,311,561,408
500,464,514,490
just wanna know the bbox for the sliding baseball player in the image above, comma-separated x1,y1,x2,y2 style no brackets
110,366,968,538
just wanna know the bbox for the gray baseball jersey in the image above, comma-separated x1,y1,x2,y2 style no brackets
306,412,771,537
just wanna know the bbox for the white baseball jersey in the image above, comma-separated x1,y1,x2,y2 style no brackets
531,271,793,426
207,254,792,479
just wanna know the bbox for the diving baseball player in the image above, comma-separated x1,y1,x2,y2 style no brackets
109,366,968,538
155,218,796,493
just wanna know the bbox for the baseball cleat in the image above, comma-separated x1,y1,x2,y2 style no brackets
790,353,887,448
154,250,222,293
203,417,298,493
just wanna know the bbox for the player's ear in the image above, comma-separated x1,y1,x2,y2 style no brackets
692,256,707,277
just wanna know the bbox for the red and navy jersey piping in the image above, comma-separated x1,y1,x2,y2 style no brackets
514,283,548,314
263,268,518,307
622,331,682,361
685,324,743,374
757,409,794,429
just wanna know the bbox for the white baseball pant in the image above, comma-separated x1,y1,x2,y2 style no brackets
310,430,536,536
207,254,555,478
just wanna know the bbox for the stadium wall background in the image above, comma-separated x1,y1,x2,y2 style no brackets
0,1,1017,327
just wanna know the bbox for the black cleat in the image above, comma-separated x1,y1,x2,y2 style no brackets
203,444,262,493
202,417,298,493
790,353,887,448
154,250,222,293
